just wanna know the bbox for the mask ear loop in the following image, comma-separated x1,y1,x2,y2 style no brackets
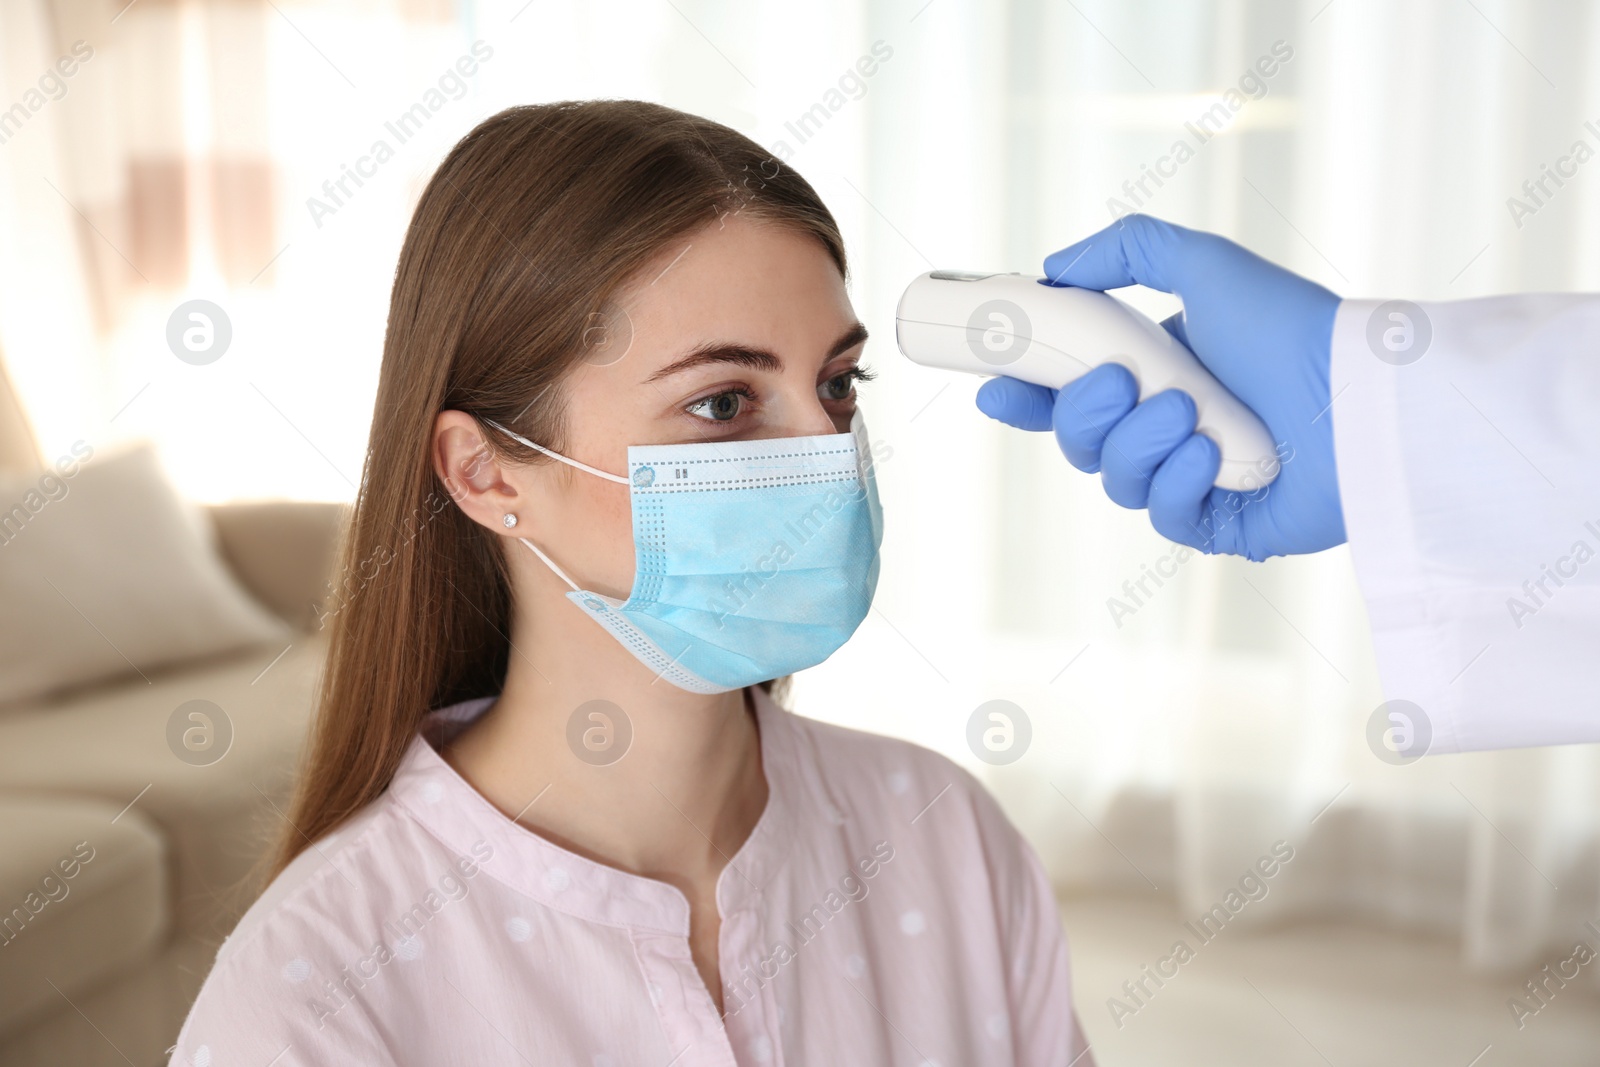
514,535,581,592
478,416,630,594
480,417,630,485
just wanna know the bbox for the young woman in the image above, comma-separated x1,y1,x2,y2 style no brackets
170,100,1093,1067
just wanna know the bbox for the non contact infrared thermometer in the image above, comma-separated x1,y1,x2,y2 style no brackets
895,270,1280,491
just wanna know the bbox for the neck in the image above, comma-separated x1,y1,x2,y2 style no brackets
439,569,769,884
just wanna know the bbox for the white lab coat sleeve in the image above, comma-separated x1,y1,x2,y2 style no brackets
1329,294,1600,753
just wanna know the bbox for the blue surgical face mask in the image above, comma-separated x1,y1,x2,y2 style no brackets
482,408,883,693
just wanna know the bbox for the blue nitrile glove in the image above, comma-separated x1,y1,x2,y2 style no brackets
975,214,1345,560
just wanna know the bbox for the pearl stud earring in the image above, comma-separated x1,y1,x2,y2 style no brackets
502,513,518,529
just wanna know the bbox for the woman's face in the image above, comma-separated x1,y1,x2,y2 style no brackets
439,213,872,602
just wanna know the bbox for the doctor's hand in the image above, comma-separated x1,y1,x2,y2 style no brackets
975,214,1346,561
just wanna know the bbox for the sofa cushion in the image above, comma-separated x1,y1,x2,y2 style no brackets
0,351,40,481
0,794,167,1037
205,501,347,633
0,441,293,712
0,633,327,947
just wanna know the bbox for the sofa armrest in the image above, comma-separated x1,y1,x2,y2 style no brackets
204,501,348,633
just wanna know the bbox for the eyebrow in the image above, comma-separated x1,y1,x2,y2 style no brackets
644,321,870,383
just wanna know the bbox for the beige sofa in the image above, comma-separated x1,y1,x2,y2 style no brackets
0,362,343,1065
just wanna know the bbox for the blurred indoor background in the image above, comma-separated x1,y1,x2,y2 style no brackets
1,0,1598,1064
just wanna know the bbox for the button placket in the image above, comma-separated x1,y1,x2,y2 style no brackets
718,907,782,1066
632,931,737,1067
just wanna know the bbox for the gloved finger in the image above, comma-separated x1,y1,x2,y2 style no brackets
1051,363,1138,473
1040,214,1199,294
1148,433,1221,551
1098,389,1198,509
975,377,1057,431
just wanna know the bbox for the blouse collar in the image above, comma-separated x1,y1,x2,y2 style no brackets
388,685,798,935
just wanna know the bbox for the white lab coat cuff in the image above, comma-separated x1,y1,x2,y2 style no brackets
1330,295,1600,753
1330,298,1465,754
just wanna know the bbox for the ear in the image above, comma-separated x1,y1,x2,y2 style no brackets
431,410,522,533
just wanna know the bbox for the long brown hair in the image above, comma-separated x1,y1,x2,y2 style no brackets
266,101,847,882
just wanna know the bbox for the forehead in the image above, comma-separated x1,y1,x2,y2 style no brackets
614,215,852,355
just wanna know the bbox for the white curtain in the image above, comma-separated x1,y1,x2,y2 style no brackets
4,0,1597,979
0,0,460,503
0,0,101,457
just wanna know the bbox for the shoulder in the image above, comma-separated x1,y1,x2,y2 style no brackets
776,704,1024,852
168,796,414,1063
215,793,402,968
773,703,1068,973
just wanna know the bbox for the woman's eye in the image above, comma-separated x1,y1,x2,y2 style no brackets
685,389,751,422
820,365,876,402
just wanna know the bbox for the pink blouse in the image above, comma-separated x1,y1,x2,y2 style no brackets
169,685,1092,1066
